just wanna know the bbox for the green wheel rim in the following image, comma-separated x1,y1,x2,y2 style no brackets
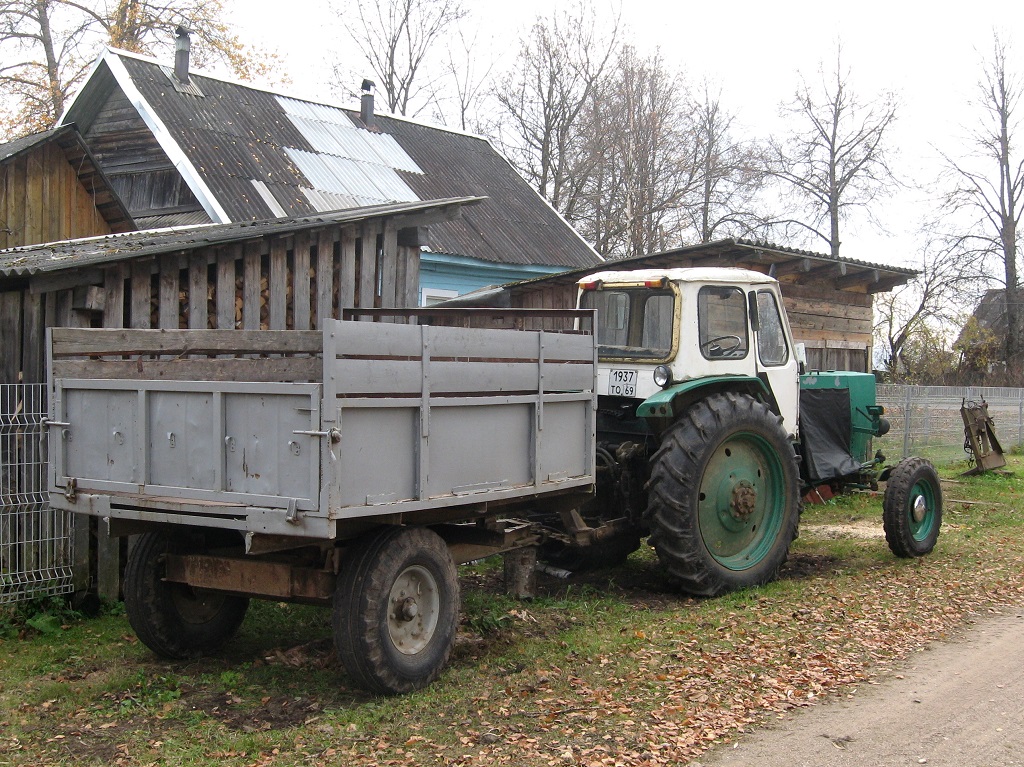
697,431,787,570
908,478,937,542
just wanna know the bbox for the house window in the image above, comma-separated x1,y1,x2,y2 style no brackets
421,288,459,307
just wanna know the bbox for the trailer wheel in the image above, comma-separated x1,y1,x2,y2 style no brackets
123,531,249,659
883,457,942,557
644,392,800,597
333,527,459,695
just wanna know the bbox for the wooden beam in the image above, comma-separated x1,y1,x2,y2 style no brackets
188,252,208,330
835,268,880,290
867,275,910,295
29,268,105,295
770,258,813,278
293,230,311,330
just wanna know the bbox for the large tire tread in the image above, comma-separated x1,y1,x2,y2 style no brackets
333,527,459,695
644,392,801,597
883,457,942,558
123,531,248,659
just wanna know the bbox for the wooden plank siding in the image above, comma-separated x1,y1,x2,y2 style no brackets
0,143,114,250
2,217,423,384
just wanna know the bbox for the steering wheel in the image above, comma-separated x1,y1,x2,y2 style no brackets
701,334,742,355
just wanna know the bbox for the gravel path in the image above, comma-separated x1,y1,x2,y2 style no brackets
697,611,1024,767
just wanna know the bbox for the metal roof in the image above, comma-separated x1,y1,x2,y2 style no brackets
442,238,917,305
60,50,602,271
0,197,482,281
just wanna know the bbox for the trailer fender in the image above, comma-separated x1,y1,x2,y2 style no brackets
637,375,770,420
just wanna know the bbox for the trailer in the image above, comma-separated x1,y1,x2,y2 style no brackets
47,313,596,694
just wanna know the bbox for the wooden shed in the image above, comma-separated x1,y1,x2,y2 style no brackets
0,125,133,251
0,196,479,386
450,239,917,373
0,196,480,599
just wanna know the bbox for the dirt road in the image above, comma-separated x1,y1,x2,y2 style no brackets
697,611,1024,767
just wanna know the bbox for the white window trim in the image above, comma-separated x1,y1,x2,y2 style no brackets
420,287,459,307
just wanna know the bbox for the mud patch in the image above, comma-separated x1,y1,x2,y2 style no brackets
186,691,326,731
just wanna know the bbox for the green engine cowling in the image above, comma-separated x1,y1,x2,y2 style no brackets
799,370,889,477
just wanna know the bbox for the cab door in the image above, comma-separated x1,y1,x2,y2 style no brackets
751,288,800,436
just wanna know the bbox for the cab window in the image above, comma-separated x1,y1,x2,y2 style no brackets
580,288,676,360
755,290,789,365
697,286,748,360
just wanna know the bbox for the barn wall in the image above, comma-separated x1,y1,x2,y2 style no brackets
779,282,873,373
4,218,420,385
0,143,114,250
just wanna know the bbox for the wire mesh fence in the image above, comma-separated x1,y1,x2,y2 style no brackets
1,384,74,604
875,385,1024,466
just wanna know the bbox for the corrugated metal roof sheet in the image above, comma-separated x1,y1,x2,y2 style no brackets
0,197,483,280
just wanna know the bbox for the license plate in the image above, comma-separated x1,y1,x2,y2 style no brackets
608,369,637,397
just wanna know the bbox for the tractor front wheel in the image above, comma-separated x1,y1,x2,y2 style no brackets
644,392,800,597
883,457,942,557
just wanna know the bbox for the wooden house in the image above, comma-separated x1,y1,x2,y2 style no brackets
58,44,602,305
448,238,918,373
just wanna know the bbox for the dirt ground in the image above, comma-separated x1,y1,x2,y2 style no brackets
696,610,1024,767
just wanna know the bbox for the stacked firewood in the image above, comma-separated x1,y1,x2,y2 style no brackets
165,265,324,330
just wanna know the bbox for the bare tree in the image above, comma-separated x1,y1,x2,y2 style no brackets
768,49,899,257
938,35,1024,368
430,24,495,133
494,2,619,213
334,0,466,117
687,87,772,243
576,46,698,258
0,0,275,139
0,0,93,135
874,235,989,381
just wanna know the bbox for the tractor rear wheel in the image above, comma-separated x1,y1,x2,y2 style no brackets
883,457,942,557
644,392,800,596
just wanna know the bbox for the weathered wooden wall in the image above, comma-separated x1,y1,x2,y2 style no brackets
5,220,420,386
780,282,872,372
84,90,205,223
0,143,114,251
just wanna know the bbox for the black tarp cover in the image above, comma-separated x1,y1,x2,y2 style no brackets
800,388,862,483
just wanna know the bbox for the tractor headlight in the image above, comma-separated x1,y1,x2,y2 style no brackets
653,365,671,388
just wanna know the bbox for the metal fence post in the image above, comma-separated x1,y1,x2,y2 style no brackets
902,384,912,459
1018,389,1023,448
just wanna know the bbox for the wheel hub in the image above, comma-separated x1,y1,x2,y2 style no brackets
387,565,441,655
396,596,419,621
730,481,758,520
912,495,928,523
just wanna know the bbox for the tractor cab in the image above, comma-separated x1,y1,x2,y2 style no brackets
578,268,801,435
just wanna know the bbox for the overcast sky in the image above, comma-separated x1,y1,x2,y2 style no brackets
228,0,1024,269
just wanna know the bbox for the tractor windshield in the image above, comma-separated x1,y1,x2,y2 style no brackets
579,287,676,360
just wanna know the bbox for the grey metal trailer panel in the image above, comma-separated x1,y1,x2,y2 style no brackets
48,319,596,538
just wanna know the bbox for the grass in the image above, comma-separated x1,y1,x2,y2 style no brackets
2,456,1024,766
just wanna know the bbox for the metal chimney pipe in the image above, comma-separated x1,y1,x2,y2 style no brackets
360,79,375,127
174,26,191,83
